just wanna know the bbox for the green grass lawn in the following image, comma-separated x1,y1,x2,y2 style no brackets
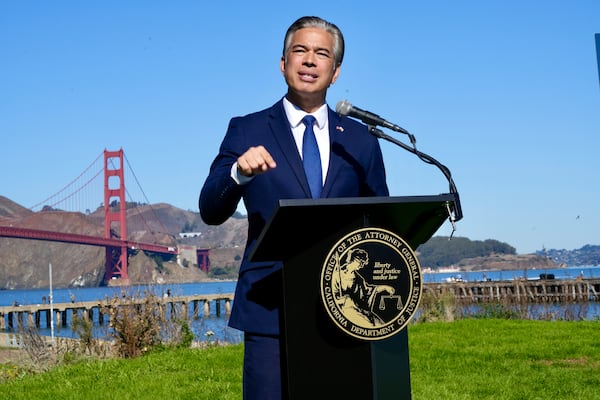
409,319,600,399
2,319,599,399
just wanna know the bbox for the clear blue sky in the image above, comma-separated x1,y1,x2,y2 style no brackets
1,1,599,255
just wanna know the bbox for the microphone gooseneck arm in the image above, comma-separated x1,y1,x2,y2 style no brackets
335,100,463,229
369,126,464,227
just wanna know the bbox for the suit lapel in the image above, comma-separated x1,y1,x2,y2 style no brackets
322,109,345,197
268,101,312,197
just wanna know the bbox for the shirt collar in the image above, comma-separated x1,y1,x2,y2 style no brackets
283,97,328,129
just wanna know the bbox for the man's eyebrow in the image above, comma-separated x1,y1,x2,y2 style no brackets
291,44,310,51
315,47,332,54
291,44,332,54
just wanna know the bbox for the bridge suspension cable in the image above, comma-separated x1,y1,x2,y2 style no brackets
29,152,104,213
122,152,170,236
27,150,170,238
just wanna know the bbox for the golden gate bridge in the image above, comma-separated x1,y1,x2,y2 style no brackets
0,149,209,285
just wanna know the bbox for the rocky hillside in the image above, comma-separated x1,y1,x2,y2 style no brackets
0,195,246,289
454,253,558,271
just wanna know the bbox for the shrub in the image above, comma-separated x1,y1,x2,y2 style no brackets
100,290,195,358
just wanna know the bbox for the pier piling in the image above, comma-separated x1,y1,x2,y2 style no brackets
423,278,600,303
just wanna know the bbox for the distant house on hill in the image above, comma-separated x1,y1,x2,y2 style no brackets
179,232,201,238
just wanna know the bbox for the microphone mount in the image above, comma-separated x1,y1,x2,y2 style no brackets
335,99,463,230
368,125,464,231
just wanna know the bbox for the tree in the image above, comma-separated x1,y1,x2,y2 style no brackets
417,236,516,268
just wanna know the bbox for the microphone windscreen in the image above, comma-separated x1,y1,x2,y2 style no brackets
336,100,352,116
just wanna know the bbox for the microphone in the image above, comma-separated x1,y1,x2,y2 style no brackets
336,100,409,135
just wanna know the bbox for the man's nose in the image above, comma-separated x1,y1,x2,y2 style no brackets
303,51,316,66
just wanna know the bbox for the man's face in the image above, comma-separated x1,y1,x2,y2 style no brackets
280,27,341,102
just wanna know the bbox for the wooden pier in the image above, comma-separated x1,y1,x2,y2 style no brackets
423,278,600,304
2,278,599,331
0,294,235,331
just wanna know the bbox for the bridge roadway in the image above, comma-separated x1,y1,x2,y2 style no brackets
0,225,177,255
0,293,233,331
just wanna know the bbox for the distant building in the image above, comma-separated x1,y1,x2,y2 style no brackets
179,232,201,238
177,245,210,273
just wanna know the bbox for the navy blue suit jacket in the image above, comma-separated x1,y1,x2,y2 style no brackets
199,99,389,335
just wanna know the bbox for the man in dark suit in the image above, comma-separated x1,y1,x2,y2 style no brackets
199,16,389,399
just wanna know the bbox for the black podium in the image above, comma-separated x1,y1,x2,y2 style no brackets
250,194,456,400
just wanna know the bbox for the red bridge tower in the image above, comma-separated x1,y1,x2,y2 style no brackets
103,149,129,284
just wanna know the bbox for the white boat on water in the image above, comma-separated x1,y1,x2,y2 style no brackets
444,274,466,283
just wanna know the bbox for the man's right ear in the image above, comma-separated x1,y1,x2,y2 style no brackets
280,56,286,74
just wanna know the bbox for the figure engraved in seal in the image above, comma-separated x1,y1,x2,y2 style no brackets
320,227,422,341
332,248,396,327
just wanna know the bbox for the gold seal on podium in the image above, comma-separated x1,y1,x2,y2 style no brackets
320,227,422,341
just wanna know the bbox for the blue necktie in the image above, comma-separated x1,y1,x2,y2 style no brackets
302,115,322,198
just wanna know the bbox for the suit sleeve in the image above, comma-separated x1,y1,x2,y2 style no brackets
199,118,247,225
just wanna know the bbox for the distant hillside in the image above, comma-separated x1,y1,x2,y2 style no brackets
416,236,558,271
538,245,600,267
417,238,599,270
0,196,31,219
